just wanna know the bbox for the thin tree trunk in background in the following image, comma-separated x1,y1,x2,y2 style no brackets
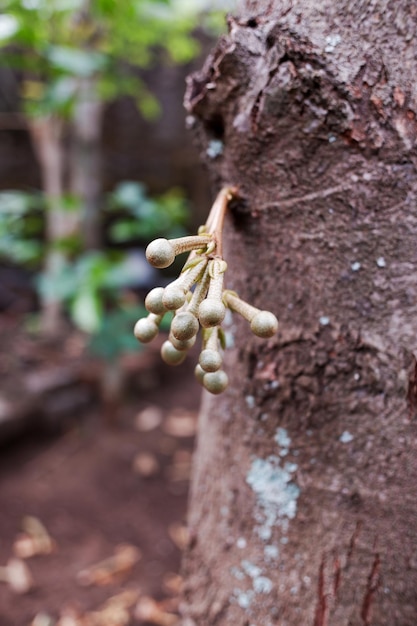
71,77,104,251
29,116,77,336
181,1,417,624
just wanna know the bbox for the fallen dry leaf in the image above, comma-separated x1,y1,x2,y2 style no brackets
0,557,34,594
56,616,80,626
81,604,130,626
77,544,141,587
135,597,178,626
57,591,140,626
162,410,197,438
157,436,178,456
132,452,160,477
166,449,192,482
13,515,56,559
162,572,183,596
56,605,82,626
135,406,163,432
30,613,55,626
167,523,189,551
158,597,180,613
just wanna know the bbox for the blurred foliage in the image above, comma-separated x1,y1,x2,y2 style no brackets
88,304,172,360
0,0,230,356
108,181,188,242
0,0,204,118
0,182,188,338
0,191,44,265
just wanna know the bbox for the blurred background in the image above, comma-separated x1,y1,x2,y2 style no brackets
0,1,233,624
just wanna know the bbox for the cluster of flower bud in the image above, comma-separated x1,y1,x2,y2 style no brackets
134,205,278,394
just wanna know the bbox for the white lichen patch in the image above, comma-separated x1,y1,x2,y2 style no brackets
231,566,245,581
234,588,254,609
236,560,274,597
274,427,291,448
206,139,224,159
245,395,256,409
324,33,341,52
253,576,273,594
264,544,279,561
236,537,247,549
246,455,300,541
339,430,354,443
274,427,291,457
241,560,262,579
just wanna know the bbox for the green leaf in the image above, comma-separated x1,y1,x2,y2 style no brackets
71,288,102,333
46,46,107,77
0,14,19,41
136,90,160,120
0,190,41,214
37,265,78,302
45,76,78,110
111,181,147,210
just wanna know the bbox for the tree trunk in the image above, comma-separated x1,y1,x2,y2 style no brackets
70,77,104,250
181,1,417,625
29,116,77,336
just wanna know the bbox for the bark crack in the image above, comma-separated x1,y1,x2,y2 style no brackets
360,550,381,626
313,555,328,626
259,183,355,210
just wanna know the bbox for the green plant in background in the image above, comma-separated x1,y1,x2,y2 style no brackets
0,191,44,265
0,181,188,343
0,0,202,335
108,181,188,243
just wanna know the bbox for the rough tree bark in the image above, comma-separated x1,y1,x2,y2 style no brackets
181,1,417,625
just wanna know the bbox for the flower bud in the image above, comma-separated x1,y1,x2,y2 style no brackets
203,370,229,394
250,311,278,338
199,349,222,373
194,364,206,384
145,287,167,315
169,334,196,351
171,312,199,341
161,341,187,365
146,238,175,268
198,300,226,328
162,285,186,311
134,317,159,343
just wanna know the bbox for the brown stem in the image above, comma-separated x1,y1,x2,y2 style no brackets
206,186,238,257
171,234,212,255
223,291,260,322
207,259,227,301
188,266,211,316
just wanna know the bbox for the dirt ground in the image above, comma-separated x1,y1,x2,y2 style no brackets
0,348,202,626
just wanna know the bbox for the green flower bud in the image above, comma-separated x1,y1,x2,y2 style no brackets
134,317,159,343
146,238,175,268
169,334,196,351
194,364,206,384
161,341,186,366
199,348,222,372
145,287,167,315
162,285,186,311
203,370,229,394
171,312,199,341
198,300,226,328
250,311,278,338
